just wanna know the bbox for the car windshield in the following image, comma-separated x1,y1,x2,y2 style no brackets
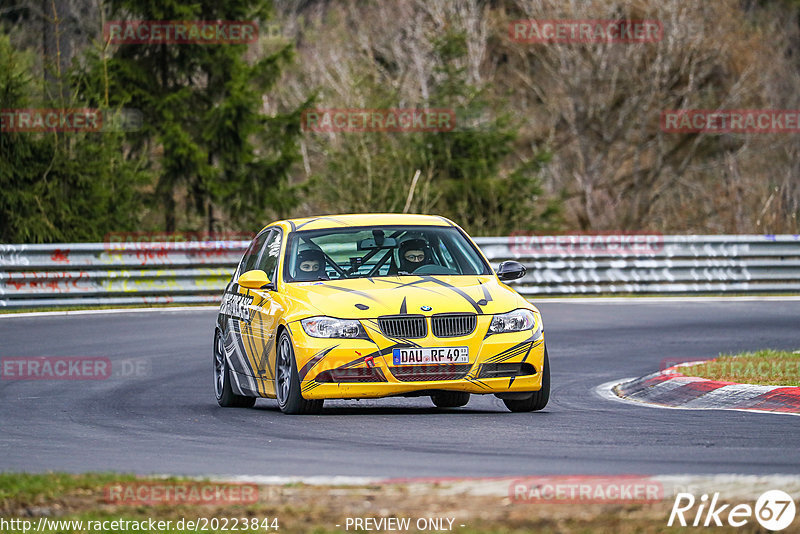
284,225,491,282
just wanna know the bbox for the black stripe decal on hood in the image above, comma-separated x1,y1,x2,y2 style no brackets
381,278,446,295
480,281,493,303
418,275,484,313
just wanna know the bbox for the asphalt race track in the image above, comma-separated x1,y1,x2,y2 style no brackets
1,300,799,478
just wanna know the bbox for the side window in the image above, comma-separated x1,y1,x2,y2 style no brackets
257,230,282,280
239,230,271,276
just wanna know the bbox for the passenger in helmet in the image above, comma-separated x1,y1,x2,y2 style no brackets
398,238,433,274
294,249,328,281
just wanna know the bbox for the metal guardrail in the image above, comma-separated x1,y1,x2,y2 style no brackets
480,234,800,295
0,241,247,308
1,235,799,308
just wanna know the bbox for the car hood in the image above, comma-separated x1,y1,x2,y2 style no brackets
282,275,529,318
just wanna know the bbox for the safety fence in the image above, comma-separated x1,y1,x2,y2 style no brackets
1,235,799,308
481,234,800,295
0,241,245,308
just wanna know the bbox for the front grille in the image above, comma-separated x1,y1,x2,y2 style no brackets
379,315,427,339
316,367,385,383
389,364,472,382
477,362,537,379
431,313,477,337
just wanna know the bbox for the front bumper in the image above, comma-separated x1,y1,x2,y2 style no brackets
287,315,545,400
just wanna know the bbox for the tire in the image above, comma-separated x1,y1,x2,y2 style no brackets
431,391,470,408
503,346,550,413
214,330,256,408
275,331,324,415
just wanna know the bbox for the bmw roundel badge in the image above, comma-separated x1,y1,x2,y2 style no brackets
420,305,432,311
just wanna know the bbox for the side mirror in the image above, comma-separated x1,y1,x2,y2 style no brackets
238,270,272,290
496,261,526,282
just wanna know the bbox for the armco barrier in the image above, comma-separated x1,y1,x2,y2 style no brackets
480,234,800,295
0,235,798,308
0,241,248,308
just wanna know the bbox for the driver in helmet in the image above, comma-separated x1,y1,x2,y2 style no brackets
294,248,328,281
398,238,433,274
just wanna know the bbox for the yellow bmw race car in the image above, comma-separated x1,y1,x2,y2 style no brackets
213,213,549,414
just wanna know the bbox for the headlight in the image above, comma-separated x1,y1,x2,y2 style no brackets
489,309,537,334
301,316,367,339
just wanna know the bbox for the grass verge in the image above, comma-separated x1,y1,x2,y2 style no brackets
0,472,761,534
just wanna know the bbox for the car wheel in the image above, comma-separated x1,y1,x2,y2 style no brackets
214,330,256,408
275,331,324,415
503,346,550,413
431,391,470,408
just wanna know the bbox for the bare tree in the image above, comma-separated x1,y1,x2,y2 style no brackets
273,0,800,233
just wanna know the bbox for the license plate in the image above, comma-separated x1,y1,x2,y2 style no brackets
392,347,468,365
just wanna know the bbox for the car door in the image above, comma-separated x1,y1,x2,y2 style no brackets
244,228,284,395
221,229,271,395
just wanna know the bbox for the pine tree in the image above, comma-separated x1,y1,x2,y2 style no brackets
104,0,309,232
0,33,148,243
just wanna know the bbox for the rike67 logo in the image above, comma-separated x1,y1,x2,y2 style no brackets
669,490,796,531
